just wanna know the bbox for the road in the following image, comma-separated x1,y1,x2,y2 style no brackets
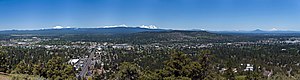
79,48,95,79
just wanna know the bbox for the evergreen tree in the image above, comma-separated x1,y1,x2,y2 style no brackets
13,60,27,74
0,50,8,72
162,51,191,77
111,62,142,80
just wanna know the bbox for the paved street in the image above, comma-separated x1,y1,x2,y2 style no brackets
79,48,95,79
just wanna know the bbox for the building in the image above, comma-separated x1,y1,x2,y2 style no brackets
244,64,254,71
68,59,80,65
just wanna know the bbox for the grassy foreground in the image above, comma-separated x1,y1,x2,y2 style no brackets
0,73,45,80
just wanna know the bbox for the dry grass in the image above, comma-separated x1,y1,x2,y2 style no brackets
0,72,45,80
0,74,11,80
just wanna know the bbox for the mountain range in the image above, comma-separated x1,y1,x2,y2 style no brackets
0,27,165,36
3,27,299,44
2,27,300,35
210,29,300,34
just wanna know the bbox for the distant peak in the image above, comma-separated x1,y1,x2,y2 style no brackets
139,25,158,29
190,28,206,31
253,29,264,32
52,25,72,29
101,24,158,29
270,28,278,31
103,24,128,28
53,26,63,29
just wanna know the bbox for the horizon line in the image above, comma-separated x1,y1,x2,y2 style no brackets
0,27,299,32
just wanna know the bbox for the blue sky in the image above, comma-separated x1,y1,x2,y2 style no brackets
0,0,300,31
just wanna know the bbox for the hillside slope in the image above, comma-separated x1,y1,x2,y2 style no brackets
0,28,238,44
60,30,237,44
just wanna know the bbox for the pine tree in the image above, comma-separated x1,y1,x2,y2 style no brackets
111,62,142,80
14,60,27,74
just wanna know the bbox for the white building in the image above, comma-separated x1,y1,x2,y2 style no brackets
68,59,80,65
244,64,254,71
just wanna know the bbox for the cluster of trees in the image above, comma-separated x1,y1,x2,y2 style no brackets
4,35,300,80
0,49,8,72
0,46,89,79
94,43,300,80
211,44,300,74
0,46,88,73
110,50,217,80
54,31,244,44
12,57,76,79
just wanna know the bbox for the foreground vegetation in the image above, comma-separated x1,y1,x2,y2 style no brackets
2,30,300,79
3,44,300,79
